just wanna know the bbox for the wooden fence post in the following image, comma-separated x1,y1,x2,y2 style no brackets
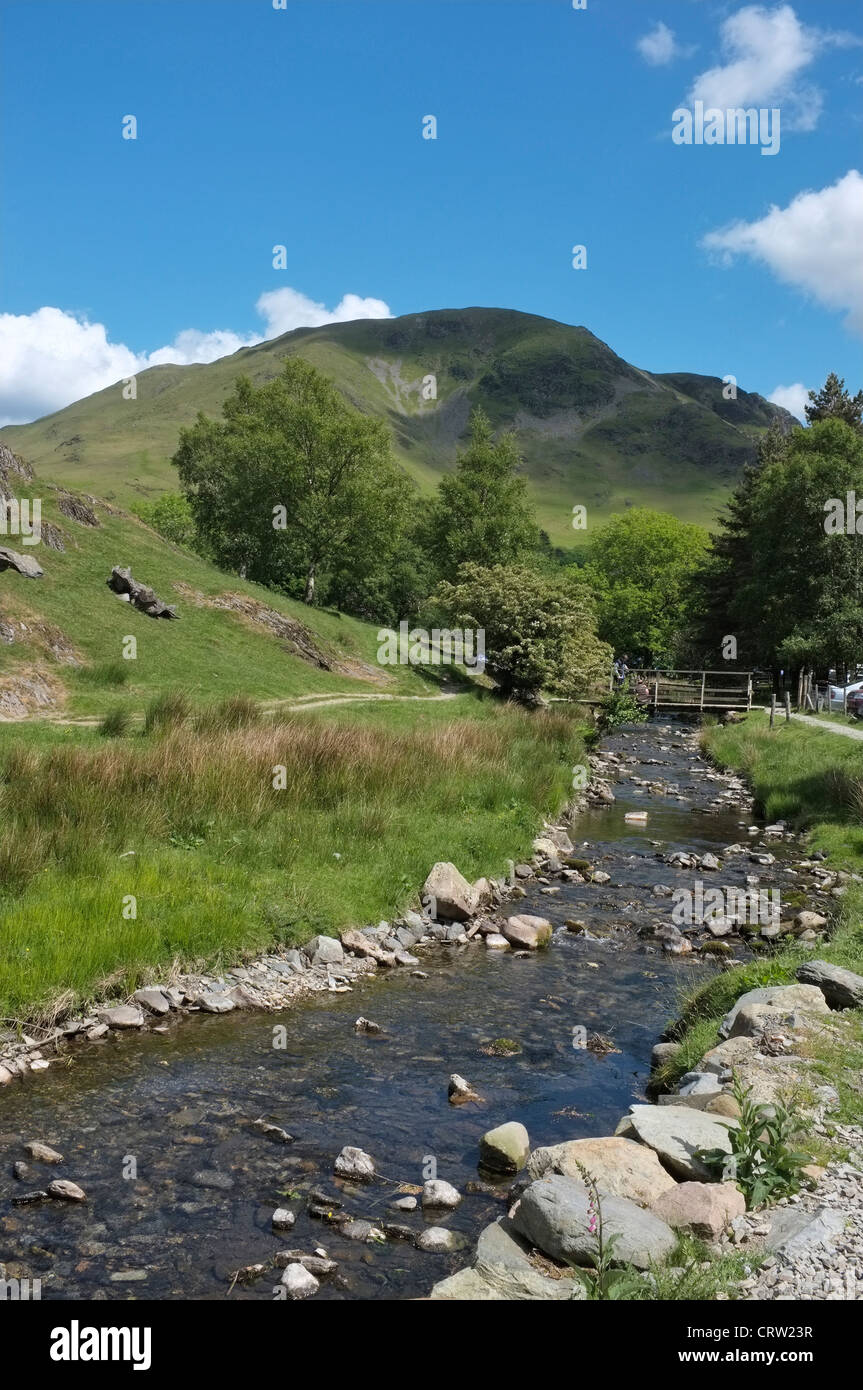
700,672,706,711
770,694,776,728
784,692,791,723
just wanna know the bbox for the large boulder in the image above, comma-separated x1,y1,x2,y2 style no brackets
107,566,178,618
796,960,863,1011
422,862,476,921
479,1121,530,1174
652,1181,745,1239
500,914,553,950
626,1104,735,1181
512,1174,676,1269
526,1136,676,1208
430,1217,578,1300
0,546,43,579
719,984,828,1039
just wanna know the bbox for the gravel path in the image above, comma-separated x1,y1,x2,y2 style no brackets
788,712,863,741
722,1118,863,1300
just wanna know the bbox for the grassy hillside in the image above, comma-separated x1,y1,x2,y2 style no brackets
0,459,438,723
0,308,793,546
0,441,589,1026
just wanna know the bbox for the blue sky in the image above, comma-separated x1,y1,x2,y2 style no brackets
1,0,861,424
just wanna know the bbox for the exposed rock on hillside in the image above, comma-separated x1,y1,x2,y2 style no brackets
108,566,179,618
0,546,43,579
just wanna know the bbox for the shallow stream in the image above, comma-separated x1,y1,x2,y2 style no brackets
0,717,791,1300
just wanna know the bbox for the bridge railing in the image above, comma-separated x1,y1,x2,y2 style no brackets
632,669,753,710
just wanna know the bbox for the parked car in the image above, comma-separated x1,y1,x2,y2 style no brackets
847,690,863,718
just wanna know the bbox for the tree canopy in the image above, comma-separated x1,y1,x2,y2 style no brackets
434,562,609,701
691,413,863,675
582,507,709,663
173,358,412,605
424,408,539,581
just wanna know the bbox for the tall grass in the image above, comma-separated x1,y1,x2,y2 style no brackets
0,703,582,1023
77,659,130,688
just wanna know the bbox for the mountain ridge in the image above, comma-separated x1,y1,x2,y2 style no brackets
0,307,794,544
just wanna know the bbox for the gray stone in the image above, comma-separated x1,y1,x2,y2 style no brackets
484,932,510,950
719,984,828,1039
99,1005,146,1029
334,1145,375,1182
415,1226,469,1253
342,1219,375,1242
422,1179,462,1209
512,1174,676,1269
678,1071,723,1097
192,1170,234,1190
133,987,172,1016
651,1041,680,1070
626,1104,735,1180
422,862,476,920
280,1263,319,1298
303,934,344,966
193,993,236,1014
766,1206,845,1256
0,546,43,578
272,1207,297,1231
796,959,863,1010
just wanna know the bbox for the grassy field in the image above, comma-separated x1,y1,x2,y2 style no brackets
0,692,585,1026
654,713,863,1126
0,307,786,546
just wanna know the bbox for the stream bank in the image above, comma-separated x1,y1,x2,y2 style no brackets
0,715,847,1301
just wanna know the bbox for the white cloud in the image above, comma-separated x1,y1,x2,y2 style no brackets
688,4,822,132
637,22,681,67
0,289,393,426
701,170,863,336
768,382,809,421
0,307,140,428
256,288,392,337
146,327,260,367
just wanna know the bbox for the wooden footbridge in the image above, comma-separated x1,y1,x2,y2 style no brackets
627,669,754,711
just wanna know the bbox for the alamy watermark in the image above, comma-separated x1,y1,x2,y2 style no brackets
672,882,780,927
1,497,41,545
824,493,863,535
672,101,780,157
377,621,485,671
1,1275,41,1300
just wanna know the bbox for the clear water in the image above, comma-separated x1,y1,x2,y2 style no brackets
0,719,788,1300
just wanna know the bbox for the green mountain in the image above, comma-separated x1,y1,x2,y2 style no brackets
0,307,793,545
